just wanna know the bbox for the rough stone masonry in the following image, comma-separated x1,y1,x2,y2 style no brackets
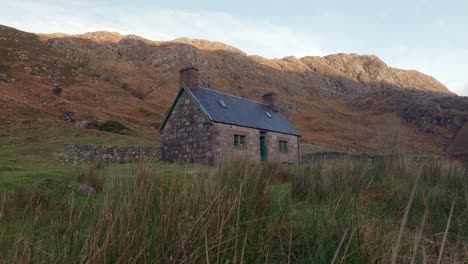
62,144,160,164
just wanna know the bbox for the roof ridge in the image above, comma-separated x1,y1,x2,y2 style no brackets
197,86,271,107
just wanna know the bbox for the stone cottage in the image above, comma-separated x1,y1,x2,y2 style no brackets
160,67,301,165
445,121,468,160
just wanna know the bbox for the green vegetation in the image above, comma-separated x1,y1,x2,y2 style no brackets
98,120,128,134
301,142,337,155
0,117,157,189
0,64,11,72
52,85,63,96
0,108,466,262
0,158,466,263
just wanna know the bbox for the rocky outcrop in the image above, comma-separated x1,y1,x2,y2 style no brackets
352,88,468,134
62,144,160,163
2,24,467,153
318,54,450,93
38,29,466,136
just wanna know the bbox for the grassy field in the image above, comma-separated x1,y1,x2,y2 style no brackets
0,116,467,263
0,156,466,263
0,116,157,189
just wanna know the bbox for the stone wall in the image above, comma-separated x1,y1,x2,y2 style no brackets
62,144,160,163
213,123,300,164
301,152,382,163
301,151,445,163
161,92,216,164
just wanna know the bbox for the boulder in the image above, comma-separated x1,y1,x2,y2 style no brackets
63,111,75,122
0,73,7,82
75,185,97,196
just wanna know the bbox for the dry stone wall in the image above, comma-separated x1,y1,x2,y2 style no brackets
300,151,444,163
62,144,160,164
301,152,382,162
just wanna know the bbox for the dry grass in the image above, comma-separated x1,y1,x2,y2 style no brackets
0,159,466,263
76,162,104,193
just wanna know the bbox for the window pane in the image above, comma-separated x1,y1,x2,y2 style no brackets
279,140,288,152
234,134,245,148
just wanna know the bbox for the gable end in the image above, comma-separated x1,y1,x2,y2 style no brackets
159,84,212,131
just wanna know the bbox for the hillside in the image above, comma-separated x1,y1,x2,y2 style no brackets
1,24,467,154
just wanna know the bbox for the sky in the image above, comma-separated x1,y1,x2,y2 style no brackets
1,0,467,96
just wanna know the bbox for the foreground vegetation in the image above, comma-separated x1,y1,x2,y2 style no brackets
0,158,466,263
0,116,157,189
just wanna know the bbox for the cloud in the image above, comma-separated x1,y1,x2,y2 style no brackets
0,1,322,59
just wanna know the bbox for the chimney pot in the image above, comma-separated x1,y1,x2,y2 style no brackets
263,92,278,112
179,66,199,91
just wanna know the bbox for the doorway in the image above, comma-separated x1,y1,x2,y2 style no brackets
260,132,267,161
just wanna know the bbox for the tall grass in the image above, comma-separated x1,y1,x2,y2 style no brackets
0,159,466,263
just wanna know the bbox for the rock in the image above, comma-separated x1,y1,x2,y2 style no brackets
76,185,97,196
2,24,466,152
63,111,75,122
16,53,30,61
102,153,113,162
0,73,7,82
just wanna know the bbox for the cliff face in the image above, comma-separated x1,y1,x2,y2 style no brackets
1,24,467,153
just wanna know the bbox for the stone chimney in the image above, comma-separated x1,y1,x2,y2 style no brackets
262,92,278,112
179,66,199,91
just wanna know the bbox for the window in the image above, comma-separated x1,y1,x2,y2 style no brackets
219,100,227,108
234,134,246,148
279,140,288,153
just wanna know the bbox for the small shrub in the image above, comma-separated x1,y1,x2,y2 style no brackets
52,85,63,96
121,83,128,89
98,120,128,134
0,65,11,72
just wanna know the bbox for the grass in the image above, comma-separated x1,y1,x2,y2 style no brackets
0,158,466,263
0,111,466,262
0,116,158,190
300,142,338,155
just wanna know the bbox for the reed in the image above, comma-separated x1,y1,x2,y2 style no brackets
0,159,466,263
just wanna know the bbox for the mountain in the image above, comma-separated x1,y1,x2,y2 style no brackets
1,24,467,154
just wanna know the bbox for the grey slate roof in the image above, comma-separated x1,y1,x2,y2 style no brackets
192,87,300,136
